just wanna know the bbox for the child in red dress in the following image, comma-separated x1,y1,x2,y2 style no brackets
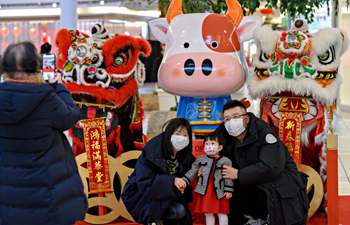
182,133,233,225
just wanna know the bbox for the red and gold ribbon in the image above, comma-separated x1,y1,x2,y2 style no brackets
279,112,303,164
81,117,112,194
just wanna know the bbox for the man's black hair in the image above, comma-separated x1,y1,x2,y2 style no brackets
223,100,247,113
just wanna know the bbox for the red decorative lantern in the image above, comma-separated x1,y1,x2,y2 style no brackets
13,26,20,37
259,8,273,15
1,26,9,37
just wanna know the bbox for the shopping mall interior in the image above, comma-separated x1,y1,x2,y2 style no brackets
0,0,349,225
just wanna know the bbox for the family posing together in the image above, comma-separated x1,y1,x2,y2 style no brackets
122,100,309,225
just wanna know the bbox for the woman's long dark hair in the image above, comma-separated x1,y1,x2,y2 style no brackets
161,117,194,167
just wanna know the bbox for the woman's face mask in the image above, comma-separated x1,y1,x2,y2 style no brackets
171,134,189,151
224,118,246,137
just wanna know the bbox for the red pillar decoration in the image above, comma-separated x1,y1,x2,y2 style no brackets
326,134,339,225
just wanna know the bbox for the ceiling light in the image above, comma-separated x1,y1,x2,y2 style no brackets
0,6,161,19
100,1,105,6
52,2,57,8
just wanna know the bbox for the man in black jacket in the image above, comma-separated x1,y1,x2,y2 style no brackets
216,100,308,225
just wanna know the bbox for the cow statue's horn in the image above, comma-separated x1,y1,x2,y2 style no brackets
225,0,243,25
166,0,183,23
166,0,243,25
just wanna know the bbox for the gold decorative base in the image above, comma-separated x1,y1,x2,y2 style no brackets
298,164,324,219
76,151,142,224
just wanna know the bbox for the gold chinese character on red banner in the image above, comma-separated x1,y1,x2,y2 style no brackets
93,150,101,161
286,131,295,142
94,160,102,170
91,140,101,151
95,172,104,183
286,121,295,130
90,129,100,140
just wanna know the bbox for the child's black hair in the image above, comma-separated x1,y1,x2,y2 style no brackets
204,132,223,145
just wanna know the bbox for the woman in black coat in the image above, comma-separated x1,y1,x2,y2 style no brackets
0,42,87,225
122,118,195,225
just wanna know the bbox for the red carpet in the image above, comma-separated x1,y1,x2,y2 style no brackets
76,196,350,225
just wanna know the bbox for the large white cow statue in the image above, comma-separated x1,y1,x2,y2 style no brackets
150,0,261,135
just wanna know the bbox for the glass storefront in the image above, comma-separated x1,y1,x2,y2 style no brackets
0,19,147,53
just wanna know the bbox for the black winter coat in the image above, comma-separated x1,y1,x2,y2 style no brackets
122,134,194,224
216,113,308,225
0,82,87,225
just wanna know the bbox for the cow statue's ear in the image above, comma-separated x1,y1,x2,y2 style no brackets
149,18,169,44
237,16,262,43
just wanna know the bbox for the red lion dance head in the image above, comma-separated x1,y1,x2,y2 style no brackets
56,24,151,157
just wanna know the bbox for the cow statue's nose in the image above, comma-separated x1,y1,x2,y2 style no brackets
184,59,195,76
202,58,213,76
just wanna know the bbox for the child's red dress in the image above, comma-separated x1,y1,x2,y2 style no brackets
191,157,230,214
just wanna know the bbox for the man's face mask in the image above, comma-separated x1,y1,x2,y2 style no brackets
224,117,246,137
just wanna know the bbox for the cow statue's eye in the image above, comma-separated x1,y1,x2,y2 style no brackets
211,41,218,49
318,45,335,65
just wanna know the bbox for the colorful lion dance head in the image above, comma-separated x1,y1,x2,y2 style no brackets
249,19,349,106
56,24,151,157
248,19,349,217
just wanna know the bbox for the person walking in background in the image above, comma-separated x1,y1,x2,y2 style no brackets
122,117,195,225
40,42,52,55
0,42,87,225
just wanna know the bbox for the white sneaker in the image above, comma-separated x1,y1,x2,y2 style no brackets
244,215,268,225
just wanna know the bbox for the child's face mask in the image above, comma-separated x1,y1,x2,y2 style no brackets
204,140,222,156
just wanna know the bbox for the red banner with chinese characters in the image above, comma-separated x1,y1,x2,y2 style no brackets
81,117,112,194
279,112,303,164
